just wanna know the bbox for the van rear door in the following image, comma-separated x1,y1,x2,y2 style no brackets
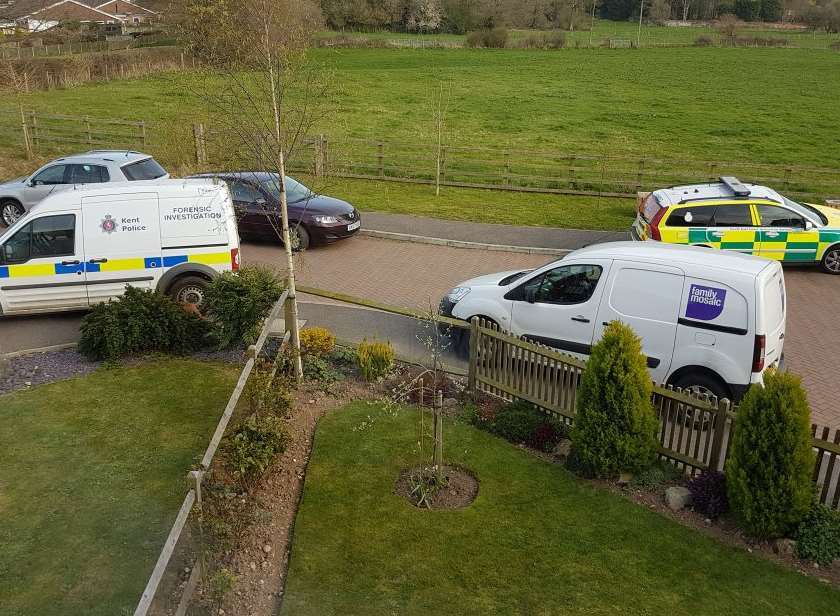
81,192,162,304
593,262,684,384
756,263,786,374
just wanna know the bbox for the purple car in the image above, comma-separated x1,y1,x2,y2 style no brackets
188,171,360,250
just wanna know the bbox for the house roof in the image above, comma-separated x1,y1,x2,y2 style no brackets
0,0,156,19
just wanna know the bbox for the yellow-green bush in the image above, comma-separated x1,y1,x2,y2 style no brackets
356,340,395,381
300,327,336,358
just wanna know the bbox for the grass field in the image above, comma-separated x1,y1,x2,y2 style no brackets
0,359,238,616
280,402,839,615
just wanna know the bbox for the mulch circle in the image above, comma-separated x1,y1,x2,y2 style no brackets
395,465,479,510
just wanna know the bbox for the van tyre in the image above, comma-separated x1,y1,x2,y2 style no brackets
0,200,24,227
820,246,840,274
672,372,729,401
169,276,210,311
289,224,310,252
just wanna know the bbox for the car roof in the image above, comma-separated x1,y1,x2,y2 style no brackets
188,171,277,182
49,151,153,166
567,241,772,276
29,179,224,213
653,180,784,208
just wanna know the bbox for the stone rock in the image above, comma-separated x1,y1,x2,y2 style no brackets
772,538,796,556
263,544,272,554
249,561,256,571
664,486,692,511
442,397,459,408
617,472,633,486
552,438,572,458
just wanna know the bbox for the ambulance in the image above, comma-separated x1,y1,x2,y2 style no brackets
0,179,240,315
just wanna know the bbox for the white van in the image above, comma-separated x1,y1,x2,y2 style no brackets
441,242,786,400
0,179,240,315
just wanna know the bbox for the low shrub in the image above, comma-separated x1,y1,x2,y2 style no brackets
631,462,682,490
515,31,566,49
726,370,814,538
356,340,395,381
204,267,284,348
694,35,715,47
831,41,840,51
731,36,788,47
300,327,336,358
795,503,840,566
465,27,508,48
79,286,208,361
688,471,729,519
245,361,293,417
303,355,345,387
226,414,289,487
572,321,658,478
471,400,567,452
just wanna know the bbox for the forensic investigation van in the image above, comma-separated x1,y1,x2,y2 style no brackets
440,242,786,400
0,179,240,315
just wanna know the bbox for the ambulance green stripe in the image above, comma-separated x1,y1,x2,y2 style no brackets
785,242,819,250
720,242,755,250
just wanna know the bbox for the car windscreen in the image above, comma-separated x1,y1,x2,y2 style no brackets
121,158,167,181
782,196,827,226
260,175,313,203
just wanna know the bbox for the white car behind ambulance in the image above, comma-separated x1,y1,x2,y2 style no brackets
441,242,785,401
0,179,240,315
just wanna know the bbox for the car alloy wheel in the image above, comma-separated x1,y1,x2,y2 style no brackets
1,202,24,227
823,248,840,274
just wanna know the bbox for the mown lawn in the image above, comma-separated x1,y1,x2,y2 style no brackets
0,359,238,616
281,402,838,615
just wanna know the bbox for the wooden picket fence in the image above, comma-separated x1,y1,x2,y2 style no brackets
466,317,840,509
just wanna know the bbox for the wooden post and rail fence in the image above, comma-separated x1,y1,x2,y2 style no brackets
2,110,839,201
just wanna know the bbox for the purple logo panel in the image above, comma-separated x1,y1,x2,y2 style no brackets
686,284,726,321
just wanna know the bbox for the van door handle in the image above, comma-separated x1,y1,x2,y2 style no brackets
61,259,80,265
88,258,108,263
571,316,590,323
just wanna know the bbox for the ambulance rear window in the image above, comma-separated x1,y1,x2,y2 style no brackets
641,194,664,223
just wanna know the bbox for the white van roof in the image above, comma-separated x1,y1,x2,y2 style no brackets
30,179,224,215
569,241,773,276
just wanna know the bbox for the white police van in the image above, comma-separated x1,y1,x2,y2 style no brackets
441,242,785,400
0,179,240,315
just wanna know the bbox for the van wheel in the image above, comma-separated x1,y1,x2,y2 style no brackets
289,225,310,252
672,372,730,401
0,200,24,227
169,276,210,311
820,246,840,274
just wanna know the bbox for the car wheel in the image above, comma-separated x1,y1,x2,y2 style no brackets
0,200,24,227
672,372,730,401
169,275,210,311
289,224,310,252
820,245,840,274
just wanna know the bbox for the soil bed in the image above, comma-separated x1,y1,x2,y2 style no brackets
395,465,479,510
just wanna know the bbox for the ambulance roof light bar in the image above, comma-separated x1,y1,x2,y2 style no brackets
719,176,751,198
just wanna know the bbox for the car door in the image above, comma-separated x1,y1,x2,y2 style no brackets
21,164,72,209
755,203,820,263
229,180,274,238
507,260,612,358
0,212,87,314
81,192,162,305
593,262,685,383
704,203,759,255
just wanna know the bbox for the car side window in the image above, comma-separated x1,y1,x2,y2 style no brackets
1,215,75,264
710,204,753,227
666,206,713,228
229,181,263,204
69,164,109,184
535,265,603,304
31,165,68,186
757,205,805,229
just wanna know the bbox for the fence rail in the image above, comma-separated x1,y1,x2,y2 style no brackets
133,292,291,616
466,317,840,507
3,110,840,202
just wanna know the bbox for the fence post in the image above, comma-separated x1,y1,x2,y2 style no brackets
568,155,577,189
193,123,207,166
30,112,39,151
20,105,32,159
377,141,384,178
467,317,479,396
503,151,511,186
85,117,92,145
708,398,730,472
313,134,327,177
140,121,147,148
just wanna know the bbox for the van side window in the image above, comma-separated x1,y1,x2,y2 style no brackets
531,265,603,305
757,205,805,229
710,204,753,227
1,215,75,264
666,207,713,227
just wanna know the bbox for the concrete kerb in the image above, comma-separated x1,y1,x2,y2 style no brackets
359,229,571,256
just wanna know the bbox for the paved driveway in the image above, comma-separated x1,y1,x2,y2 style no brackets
1,235,837,430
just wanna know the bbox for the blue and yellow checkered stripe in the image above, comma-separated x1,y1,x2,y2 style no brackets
0,252,231,279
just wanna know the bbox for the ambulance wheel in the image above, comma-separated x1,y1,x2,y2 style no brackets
0,200,24,227
289,225,310,252
169,276,210,310
672,372,729,401
820,246,840,274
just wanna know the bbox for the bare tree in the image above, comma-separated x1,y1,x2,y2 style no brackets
178,0,331,380
432,81,452,198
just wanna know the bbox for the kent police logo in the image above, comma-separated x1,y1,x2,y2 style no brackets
100,215,118,234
